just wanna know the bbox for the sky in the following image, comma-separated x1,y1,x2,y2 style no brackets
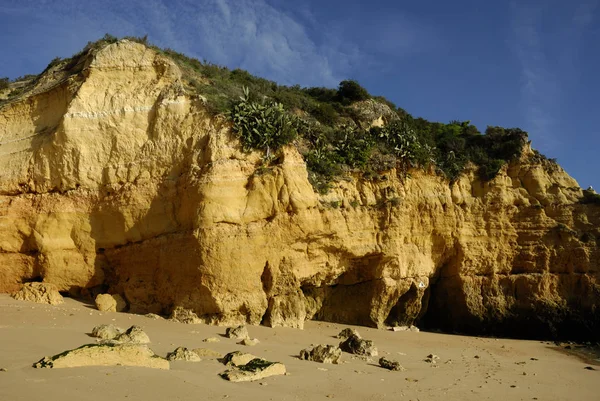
0,0,598,188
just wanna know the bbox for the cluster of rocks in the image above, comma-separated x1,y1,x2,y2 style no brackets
33,323,287,382
35,325,166,370
298,328,404,372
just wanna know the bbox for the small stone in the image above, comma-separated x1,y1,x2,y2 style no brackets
166,347,202,362
424,354,439,363
145,313,164,320
238,338,260,346
584,366,596,371
112,326,150,344
474,355,480,359
222,351,257,367
225,325,249,340
91,324,123,340
339,334,377,357
337,328,360,339
0,368,7,372
203,337,220,343
299,344,342,364
379,357,405,371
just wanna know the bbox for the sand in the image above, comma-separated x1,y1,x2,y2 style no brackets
0,294,597,401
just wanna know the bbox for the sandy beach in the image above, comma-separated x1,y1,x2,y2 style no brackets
0,295,597,401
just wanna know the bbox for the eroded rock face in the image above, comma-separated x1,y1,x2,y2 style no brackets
12,283,64,305
1,40,599,340
33,344,168,369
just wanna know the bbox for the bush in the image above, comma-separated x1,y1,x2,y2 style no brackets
580,189,600,205
230,87,298,156
337,80,370,104
0,77,8,90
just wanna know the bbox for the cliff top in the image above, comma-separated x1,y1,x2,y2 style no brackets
0,35,585,195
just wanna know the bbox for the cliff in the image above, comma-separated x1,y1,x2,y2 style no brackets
1,40,598,340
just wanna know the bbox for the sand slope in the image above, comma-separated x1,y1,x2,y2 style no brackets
0,295,597,401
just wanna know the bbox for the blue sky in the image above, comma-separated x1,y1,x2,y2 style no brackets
1,0,598,188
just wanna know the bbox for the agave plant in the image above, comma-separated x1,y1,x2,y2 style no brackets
230,86,298,157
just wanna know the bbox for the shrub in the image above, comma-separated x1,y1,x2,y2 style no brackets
580,189,600,205
337,80,370,104
0,77,8,90
230,87,298,156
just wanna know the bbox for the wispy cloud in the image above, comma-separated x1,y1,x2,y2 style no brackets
510,1,597,151
0,0,436,88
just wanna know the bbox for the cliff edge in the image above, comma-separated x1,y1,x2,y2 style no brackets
1,40,598,339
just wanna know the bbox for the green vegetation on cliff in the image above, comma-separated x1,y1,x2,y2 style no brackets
2,34,558,191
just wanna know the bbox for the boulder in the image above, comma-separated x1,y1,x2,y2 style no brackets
299,344,342,364
33,344,168,369
238,338,260,346
113,326,150,344
225,325,249,340
12,283,64,305
94,293,127,312
339,334,378,357
222,351,257,366
379,357,405,371
91,324,123,340
169,306,202,324
219,358,286,382
166,347,202,362
337,328,360,339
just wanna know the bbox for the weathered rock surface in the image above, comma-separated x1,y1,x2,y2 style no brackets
112,326,150,344
166,347,202,362
1,39,599,340
337,328,361,339
299,344,342,364
12,283,63,305
225,325,249,340
379,357,405,371
219,358,286,382
91,324,122,340
339,334,378,357
33,344,168,369
95,293,126,312
222,351,257,367
169,307,202,324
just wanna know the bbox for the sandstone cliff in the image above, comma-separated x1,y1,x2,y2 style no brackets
1,40,598,339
